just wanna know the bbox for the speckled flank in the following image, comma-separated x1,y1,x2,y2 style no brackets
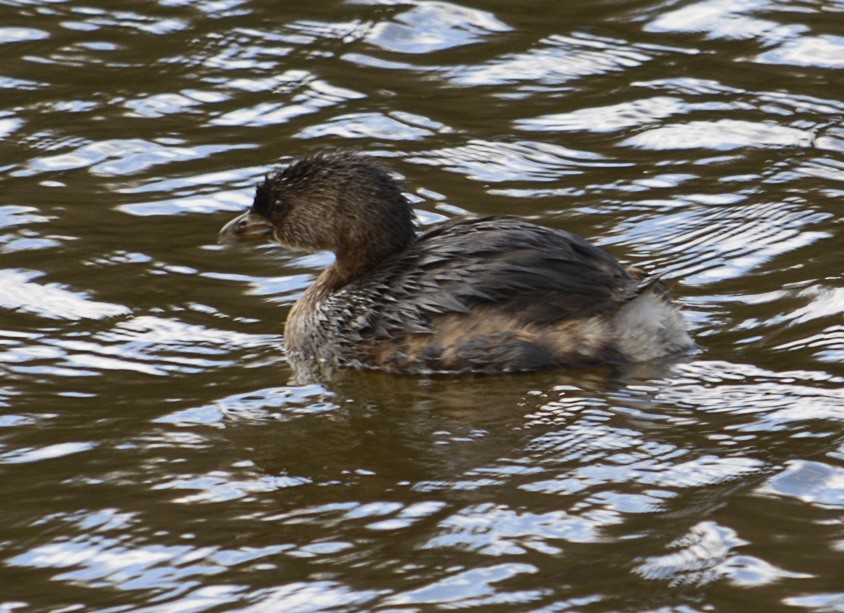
367,308,554,373
362,290,692,374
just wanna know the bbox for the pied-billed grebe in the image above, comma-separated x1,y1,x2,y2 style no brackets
218,150,693,375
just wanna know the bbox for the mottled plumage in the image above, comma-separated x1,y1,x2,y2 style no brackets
218,150,693,375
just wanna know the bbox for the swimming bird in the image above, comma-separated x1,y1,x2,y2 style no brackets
218,150,693,375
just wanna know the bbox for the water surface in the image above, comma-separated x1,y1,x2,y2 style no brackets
1,0,842,610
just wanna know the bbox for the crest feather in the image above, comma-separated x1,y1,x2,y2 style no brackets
252,175,276,219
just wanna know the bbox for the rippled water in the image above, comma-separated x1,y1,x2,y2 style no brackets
1,0,843,610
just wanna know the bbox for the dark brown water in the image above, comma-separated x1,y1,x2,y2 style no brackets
1,0,843,610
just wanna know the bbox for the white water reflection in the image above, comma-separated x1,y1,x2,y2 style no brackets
124,89,230,118
424,504,606,553
620,119,814,150
21,139,234,177
755,34,844,69
409,140,616,182
0,269,129,321
0,27,49,44
1,313,279,379
295,110,445,141
644,0,803,44
0,116,23,139
762,461,844,508
635,521,810,587
517,96,692,133
448,33,652,87
364,1,511,54
384,563,539,608
211,75,364,127
156,384,335,427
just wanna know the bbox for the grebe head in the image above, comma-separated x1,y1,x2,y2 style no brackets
219,151,416,277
